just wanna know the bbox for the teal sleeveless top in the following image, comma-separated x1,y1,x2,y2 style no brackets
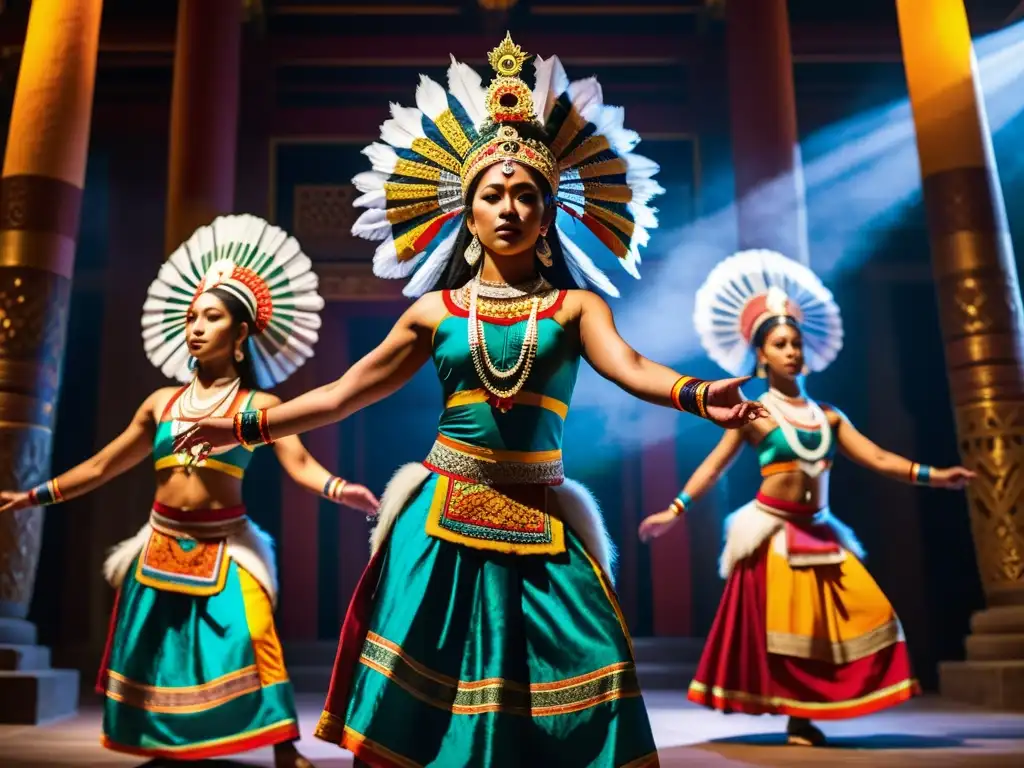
153,388,257,478
423,289,577,486
756,404,838,474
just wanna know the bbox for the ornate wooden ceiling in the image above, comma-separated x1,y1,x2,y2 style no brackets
0,0,1020,134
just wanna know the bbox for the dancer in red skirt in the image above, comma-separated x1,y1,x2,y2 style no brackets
639,249,974,746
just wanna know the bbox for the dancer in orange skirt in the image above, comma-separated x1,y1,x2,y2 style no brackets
639,250,974,746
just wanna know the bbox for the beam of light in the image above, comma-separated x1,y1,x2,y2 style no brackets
568,19,1024,451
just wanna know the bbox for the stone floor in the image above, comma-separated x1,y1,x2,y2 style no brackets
1,692,1023,766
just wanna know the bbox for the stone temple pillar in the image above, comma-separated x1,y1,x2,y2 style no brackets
0,0,103,723
898,0,1024,709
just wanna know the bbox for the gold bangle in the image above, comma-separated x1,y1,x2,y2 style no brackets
695,381,710,419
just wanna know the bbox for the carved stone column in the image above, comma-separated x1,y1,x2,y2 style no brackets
724,0,809,264
897,0,1024,709
0,0,103,723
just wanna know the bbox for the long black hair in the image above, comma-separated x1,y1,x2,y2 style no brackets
430,125,579,293
198,287,260,391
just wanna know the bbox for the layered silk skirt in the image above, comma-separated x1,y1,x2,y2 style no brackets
314,464,659,767
688,494,920,719
96,505,300,759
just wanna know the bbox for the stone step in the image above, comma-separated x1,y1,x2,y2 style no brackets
972,606,1024,635
0,644,52,672
0,618,37,646
0,669,80,725
966,633,1024,662
939,659,1024,711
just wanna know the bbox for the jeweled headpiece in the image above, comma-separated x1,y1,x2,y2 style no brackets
141,214,325,388
351,32,664,298
693,249,844,377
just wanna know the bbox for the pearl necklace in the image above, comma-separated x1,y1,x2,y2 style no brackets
174,377,240,422
467,272,540,400
762,389,831,463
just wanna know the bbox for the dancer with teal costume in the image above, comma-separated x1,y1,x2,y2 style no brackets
174,35,766,767
1,215,379,766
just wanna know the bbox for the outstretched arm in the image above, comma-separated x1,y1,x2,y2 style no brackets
173,294,441,454
638,428,746,542
258,394,380,516
833,407,974,489
0,389,165,514
577,291,764,427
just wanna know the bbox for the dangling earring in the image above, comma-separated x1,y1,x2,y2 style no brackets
235,345,245,363
188,355,198,375
536,236,553,268
464,234,482,267
756,361,767,379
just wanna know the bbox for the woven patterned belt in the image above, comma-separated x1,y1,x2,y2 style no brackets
149,502,248,540
423,434,564,486
754,491,826,523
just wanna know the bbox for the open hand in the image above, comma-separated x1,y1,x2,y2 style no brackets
638,509,682,543
336,483,380,516
704,377,767,429
0,491,33,515
171,417,237,462
931,466,975,490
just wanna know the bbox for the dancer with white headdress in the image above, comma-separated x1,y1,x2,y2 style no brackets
639,249,973,746
0,215,379,766
172,34,768,766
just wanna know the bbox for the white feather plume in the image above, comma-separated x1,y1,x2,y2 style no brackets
447,55,487,129
532,55,570,123
415,75,451,122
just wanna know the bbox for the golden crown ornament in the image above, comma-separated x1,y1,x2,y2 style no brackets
350,33,665,298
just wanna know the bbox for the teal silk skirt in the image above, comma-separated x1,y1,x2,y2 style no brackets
98,554,300,760
316,473,660,767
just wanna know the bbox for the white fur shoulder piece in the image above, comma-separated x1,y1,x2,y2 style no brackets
718,500,867,578
369,462,432,556
551,478,617,584
101,518,280,606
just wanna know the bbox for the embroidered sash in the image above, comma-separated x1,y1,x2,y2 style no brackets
134,503,246,596
755,492,845,568
425,475,566,556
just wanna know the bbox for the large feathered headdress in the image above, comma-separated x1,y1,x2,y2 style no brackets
142,214,325,388
693,249,844,377
350,32,664,298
